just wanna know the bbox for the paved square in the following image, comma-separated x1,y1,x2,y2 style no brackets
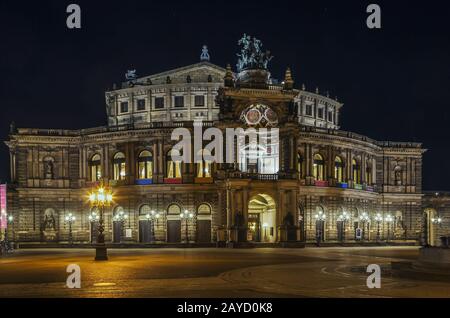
0,246,449,298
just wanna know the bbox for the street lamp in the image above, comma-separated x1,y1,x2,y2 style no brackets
314,211,326,246
64,213,76,245
180,210,195,243
431,217,442,225
359,212,370,241
113,210,129,243
145,210,160,243
385,214,393,243
337,211,350,242
374,213,383,242
431,216,443,246
88,211,100,243
88,183,113,261
5,215,14,249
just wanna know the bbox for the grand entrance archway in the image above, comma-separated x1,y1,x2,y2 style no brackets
247,194,276,242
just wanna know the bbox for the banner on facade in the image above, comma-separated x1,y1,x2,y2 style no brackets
0,184,6,230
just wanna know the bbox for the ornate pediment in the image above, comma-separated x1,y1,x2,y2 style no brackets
136,62,226,86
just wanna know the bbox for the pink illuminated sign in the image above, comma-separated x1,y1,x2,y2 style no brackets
0,184,6,230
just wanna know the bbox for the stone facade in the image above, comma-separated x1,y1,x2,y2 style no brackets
3,47,434,246
423,192,450,246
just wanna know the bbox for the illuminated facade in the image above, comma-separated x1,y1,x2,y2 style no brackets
4,38,443,246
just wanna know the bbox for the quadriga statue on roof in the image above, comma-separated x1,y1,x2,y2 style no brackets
236,34,273,72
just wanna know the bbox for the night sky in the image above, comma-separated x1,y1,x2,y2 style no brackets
0,0,449,191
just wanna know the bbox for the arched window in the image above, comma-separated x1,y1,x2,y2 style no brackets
113,206,125,217
352,158,361,184
196,150,211,178
139,204,152,216
89,154,102,182
113,152,126,181
166,150,181,179
137,150,153,179
313,154,325,181
365,160,373,185
334,156,344,183
197,203,211,215
167,203,181,215
394,165,402,185
297,153,304,178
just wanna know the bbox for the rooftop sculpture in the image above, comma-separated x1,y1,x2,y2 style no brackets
236,34,273,72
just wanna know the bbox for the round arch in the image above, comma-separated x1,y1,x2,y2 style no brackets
247,193,276,243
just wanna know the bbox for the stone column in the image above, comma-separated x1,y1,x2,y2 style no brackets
227,188,236,242
327,145,333,182
361,153,367,184
166,89,171,121
289,136,295,171
372,158,377,184
158,140,164,182
129,142,136,184
346,149,352,187
83,146,87,180
9,150,16,182
147,89,152,123
243,188,249,230
103,144,109,180
187,86,192,121
306,144,314,185
152,142,158,182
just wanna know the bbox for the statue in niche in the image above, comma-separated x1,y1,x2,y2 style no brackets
105,95,115,116
42,209,56,231
44,159,54,179
394,166,402,186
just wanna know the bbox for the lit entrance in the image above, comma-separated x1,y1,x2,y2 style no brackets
247,194,276,242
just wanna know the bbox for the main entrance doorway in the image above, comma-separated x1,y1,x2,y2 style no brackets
247,194,276,242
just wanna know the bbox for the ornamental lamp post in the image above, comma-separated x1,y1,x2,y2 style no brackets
374,213,383,242
155,212,160,241
88,183,113,261
5,215,14,248
145,213,151,242
145,210,159,242
88,211,100,243
113,210,129,243
180,210,195,243
385,214,393,243
64,213,76,246
359,212,370,241
431,217,443,246
314,211,326,246
337,211,350,242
